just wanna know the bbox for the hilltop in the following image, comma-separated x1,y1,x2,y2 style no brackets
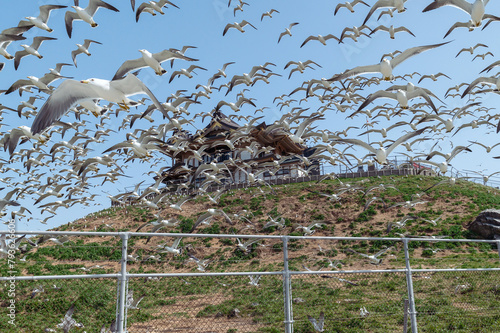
4,175,500,333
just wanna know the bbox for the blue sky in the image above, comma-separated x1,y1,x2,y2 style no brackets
1,0,500,231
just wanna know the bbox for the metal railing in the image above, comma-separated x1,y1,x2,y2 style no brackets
1,231,500,332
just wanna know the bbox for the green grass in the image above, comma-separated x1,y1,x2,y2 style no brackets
2,175,500,331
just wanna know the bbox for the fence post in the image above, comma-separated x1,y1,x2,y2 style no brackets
117,233,129,333
403,238,418,333
282,236,293,333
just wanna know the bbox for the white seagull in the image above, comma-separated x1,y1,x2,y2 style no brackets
64,0,120,38
71,39,102,67
113,48,198,80
18,5,67,33
31,74,169,134
14,36,57,70
328,41,450,82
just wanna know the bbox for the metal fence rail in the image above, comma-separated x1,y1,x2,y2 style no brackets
1,231,500,332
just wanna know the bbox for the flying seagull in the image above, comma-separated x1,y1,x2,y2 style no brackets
113,48,198,80
71,39,102,67
14,36,57,70
328,41,450,83
18,4,67,33
31,73,169,134
423,0,500,29
333,127,427,164
307,311,325,332
65,0,120,38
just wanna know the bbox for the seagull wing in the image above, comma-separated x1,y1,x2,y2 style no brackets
422,0,473,15
64,11,80,38
154,49,198,63
112,58,147,80
385,127,427,156
461,76,497,97
334,138,378,155
357,90,396,111
87,0,120,16
31,80,101,134
363,0,398,25
389,41,451,69
328,64,382,82
112,74,170,119
39,5,67,22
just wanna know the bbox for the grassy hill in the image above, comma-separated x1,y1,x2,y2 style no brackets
2,175,500,332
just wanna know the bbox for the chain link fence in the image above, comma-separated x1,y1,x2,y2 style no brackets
1,231,500,332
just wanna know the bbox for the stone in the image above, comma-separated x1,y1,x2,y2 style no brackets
466,209,500,239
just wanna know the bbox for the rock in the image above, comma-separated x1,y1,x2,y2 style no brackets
466,209,500,239
292,297,305,304
228,308,241,318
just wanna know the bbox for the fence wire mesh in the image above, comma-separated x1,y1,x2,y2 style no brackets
126,274,284,332
291,272,408,333
413,270,500,332
1,232,500,332
0,277,117,332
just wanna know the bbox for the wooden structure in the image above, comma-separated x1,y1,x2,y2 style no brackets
160,111,319,188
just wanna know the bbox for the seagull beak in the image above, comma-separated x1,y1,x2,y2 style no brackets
80,80,89,84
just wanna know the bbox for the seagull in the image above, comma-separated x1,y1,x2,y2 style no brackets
126,290,145,309
261,9,280,20
236,237,263,253
363,0,408,25
223,20,257,36
71,39,102,67
348,247,393,264
248,274,262,286
157,236,183,255
294,221,326,235
18,4,67,33
64,0,120,38
461,75,500,97
14,36,57,70
263,215,286,229
300,34,342,47
356,89,438,113
423,0,500,29
328,41,450,82
456,43,488,57
112,49,198,80
187,254,212,271
334,127,427,164
277,22,299,43
57,304,84,333
168,194,196,211
169,64,207,83
335,0,369,15
386,215,420,233
307,311,325,332
369,25,416,39
31,73,169,134
136,0,179,21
